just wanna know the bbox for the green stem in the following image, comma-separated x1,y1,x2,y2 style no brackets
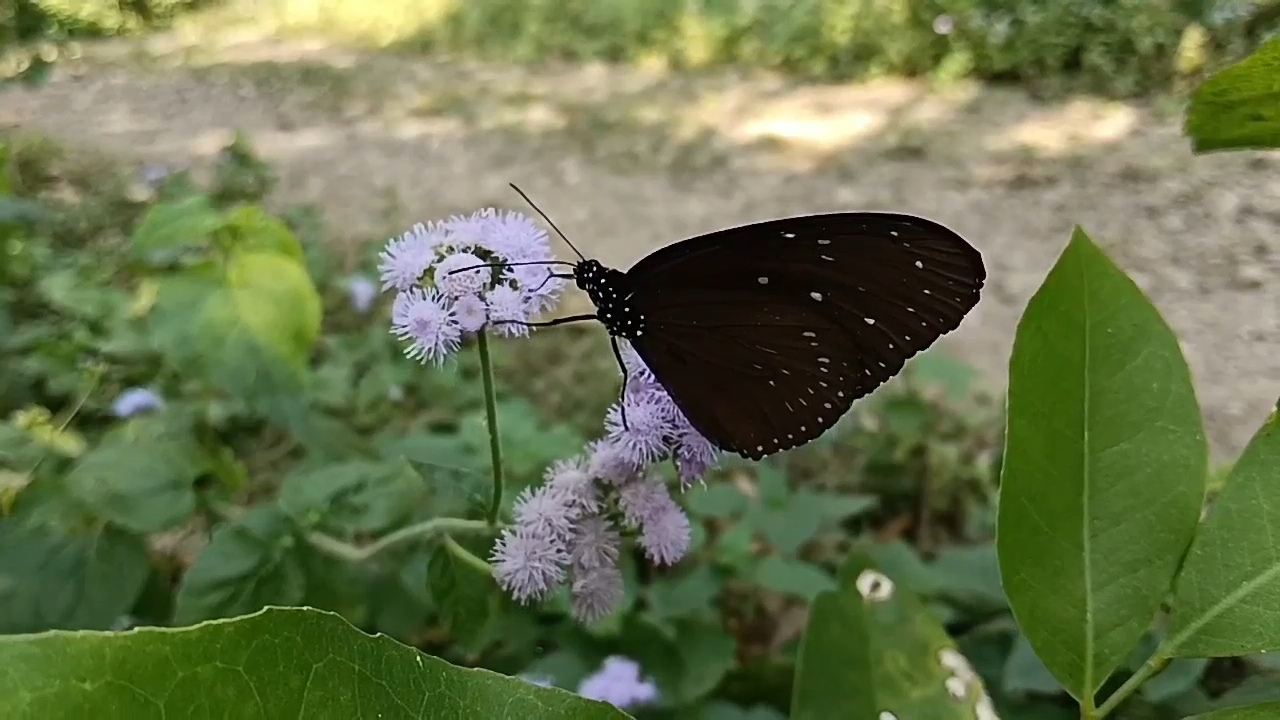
307,518,494,563
477,331,505,526
443,534,493,575
1094,652,1170,719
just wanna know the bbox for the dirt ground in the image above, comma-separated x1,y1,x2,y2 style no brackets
4,34,1279,462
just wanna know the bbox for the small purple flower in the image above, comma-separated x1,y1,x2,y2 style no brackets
545,457,601,515
390,287,461,363
346,276,377,314
486,285,532,337
604,390,677,465
577,656,659,709
453,294,488,333
570,515,621,571
111,387,165,418
507,264,566,312
378,223,442,292
640,503,691,566
586,439,641,485
673,426,718,488
511,484,579,544
491,526,570,603
617,475,691,566
478,210,552,262
434,252,491,298
571,563,625,623
380,206,568,362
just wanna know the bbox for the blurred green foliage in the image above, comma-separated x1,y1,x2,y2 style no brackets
6,0,1280,95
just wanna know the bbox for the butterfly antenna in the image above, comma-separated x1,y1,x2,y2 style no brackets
509,183,586,261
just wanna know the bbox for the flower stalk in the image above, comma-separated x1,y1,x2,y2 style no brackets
477,331,506,526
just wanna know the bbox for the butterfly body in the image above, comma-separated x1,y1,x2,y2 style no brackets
574,212,985,461
574,259,645,341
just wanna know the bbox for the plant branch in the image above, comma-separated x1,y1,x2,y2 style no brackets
1094,652,1170,719
477,331,506,526
443,534,493,575
307,518,494,563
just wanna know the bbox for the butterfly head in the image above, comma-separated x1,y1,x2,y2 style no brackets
573,259,607,293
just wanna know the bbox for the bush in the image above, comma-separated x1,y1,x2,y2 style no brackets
392,0,1270,95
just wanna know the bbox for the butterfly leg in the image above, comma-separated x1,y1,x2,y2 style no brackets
609,336,630,431
492,313,597,328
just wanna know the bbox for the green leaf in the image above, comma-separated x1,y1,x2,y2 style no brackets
1167,409,1280,656
759,491,877,556
752,556,836,601
1187,703,1280,720
0,519,149,634
672,620,737,702
278,459,426,535
620,616,736,706
173,505,305,625
460,400,585,486
685,483,750,519
428,541,496,643
130,195,224,263
150,251,321,411
997,227,1207,699
221,204,305,261
929,543,1007,611
1184,38,1280,153
64,438,200,534
859,540,939,595
0,606,631,719
791,589,878,720
647,564,721,621
842,553,997,719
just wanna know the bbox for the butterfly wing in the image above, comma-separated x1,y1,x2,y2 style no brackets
625,212,985,460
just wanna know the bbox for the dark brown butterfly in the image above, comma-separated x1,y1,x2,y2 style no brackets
489,186,985,461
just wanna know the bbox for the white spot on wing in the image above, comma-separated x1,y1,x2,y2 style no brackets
758,276,769,284
810,292,823,301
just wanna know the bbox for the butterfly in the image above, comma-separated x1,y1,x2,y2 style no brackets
485,185,985,461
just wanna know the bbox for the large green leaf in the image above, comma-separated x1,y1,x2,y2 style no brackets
149,250,321,410
0,606,631,719
1184,38,1280,153
619,615,736,707
278,459,427,535
63,437,201,534
130,195,225,263
428,541,496,645
997,227,1207,700
752,556,836,601
221,204,305,261
1167,408,1280,656
0,519,149,634
1187,703,1280,720
172,505,305,625
791,588,878,720
840,553,997,719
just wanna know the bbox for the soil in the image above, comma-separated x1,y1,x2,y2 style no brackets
4,35,1279,462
